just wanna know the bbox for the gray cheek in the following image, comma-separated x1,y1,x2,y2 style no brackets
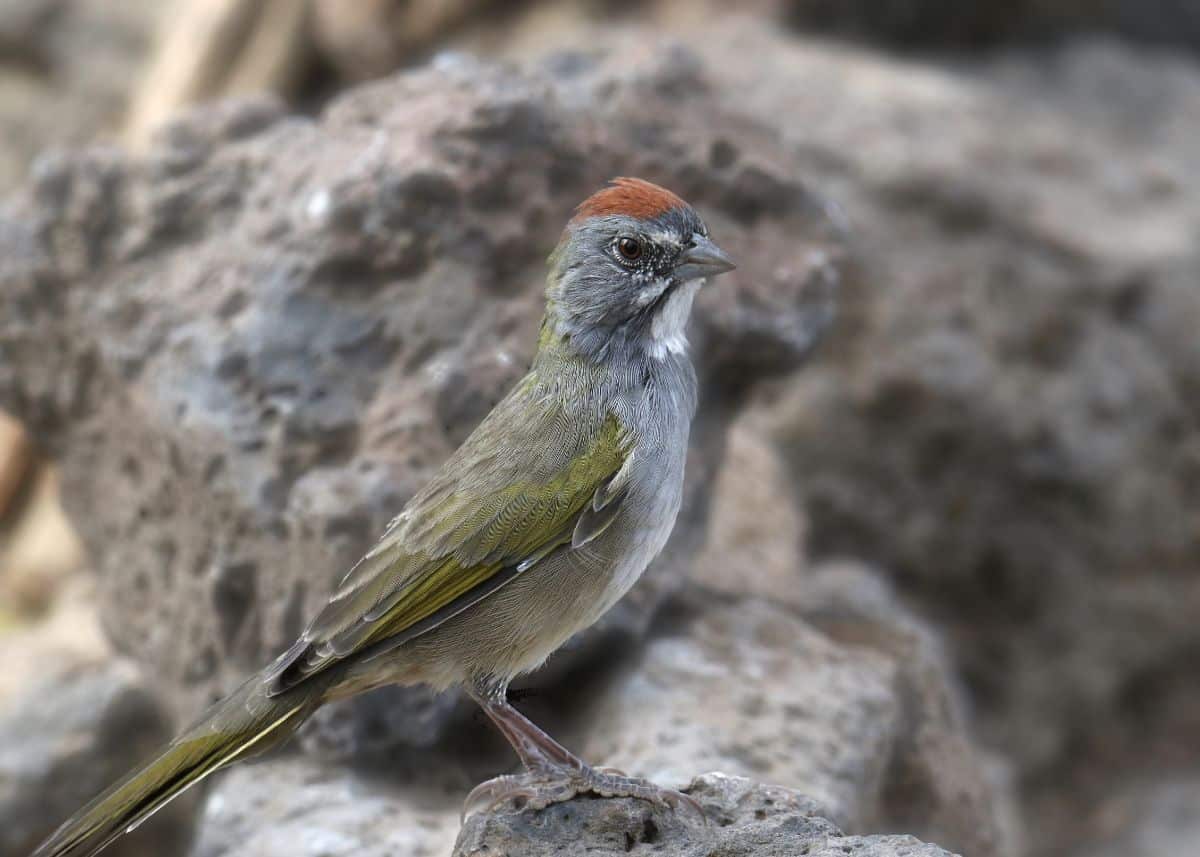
632,277,671,308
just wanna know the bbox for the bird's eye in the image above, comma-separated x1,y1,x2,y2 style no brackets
616,236,643,263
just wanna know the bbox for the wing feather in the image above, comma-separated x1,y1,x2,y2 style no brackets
267,391,629,694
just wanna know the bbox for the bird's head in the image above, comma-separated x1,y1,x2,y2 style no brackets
544,177,735,362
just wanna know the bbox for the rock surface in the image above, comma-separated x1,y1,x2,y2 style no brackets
1073,777,1200,857
798,563,1022,857
194,763,961,857
573,592,900,831
454,772,956,857
570,582,1013,856
183,581,1004,857
754,32,1200,787
689,408,808,600
0,657,193,857
191,755,462,857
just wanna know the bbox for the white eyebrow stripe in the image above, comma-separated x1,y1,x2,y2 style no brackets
645,229,679,246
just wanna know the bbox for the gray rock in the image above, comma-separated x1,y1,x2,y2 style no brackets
186,585,987,857
191,763,960,857
0,36,839,751
0,659,193,857
690,408,809,602
573,592,900,831
454,771,958,857
297,684,463,759
710,23,1200,786
1069,777,1200,857
191,756,462,857
800,563,1022,857
659,24,1200,853
557,582,1013,857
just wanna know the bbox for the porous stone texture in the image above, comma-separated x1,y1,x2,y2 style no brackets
1073,777,1200,857
181,579,994,857
797,563,1022,857
574,593,900,830
0,658,194,857
192,764,961,857
670,27,1200,854
557,581,1010,857
191,756,463,857
454,772,957,857
690,408,807,600
752,29,1200,787
0,38,839,737
704,29,1200,856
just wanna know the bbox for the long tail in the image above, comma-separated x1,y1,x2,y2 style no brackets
32,668,328,857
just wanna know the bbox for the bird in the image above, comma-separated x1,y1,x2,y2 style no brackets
33,177,736,857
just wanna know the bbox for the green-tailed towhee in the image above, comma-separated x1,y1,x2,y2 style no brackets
35,177,736,857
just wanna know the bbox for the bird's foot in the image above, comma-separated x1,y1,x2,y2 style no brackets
462,765,705,823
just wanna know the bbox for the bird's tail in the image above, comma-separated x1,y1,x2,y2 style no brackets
32,667,327,857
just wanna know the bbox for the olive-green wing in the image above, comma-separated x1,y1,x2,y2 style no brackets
268,398,630,693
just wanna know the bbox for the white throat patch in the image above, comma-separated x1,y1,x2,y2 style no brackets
648,279,702,359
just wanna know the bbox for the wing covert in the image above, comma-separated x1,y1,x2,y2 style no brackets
267,406,630,693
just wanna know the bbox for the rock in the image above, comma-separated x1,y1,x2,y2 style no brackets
799,563,1022,857
690,406,808,601
0,35,840,749
191,765,960,857
454,771,958,857
0,658,193,857
188,587,988,856
1020,620,1200,856
572,592,900,831
750,29,1200,790
556,584,1012,857
12,13,1198,857
191,755,462,857
297,684,462,760
1067,777,1200,857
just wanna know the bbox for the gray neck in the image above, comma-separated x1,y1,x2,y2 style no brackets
543,279,704,368
533,312,699,422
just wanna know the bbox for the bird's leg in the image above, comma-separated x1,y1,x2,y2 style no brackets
462,676,704,822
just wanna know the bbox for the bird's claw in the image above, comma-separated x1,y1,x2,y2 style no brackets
581,769,707,824
460,773,575,821
461,767,707,826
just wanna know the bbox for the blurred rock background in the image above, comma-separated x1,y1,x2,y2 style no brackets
2,1,1199,856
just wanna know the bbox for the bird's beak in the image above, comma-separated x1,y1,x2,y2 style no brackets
675,234,736,282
